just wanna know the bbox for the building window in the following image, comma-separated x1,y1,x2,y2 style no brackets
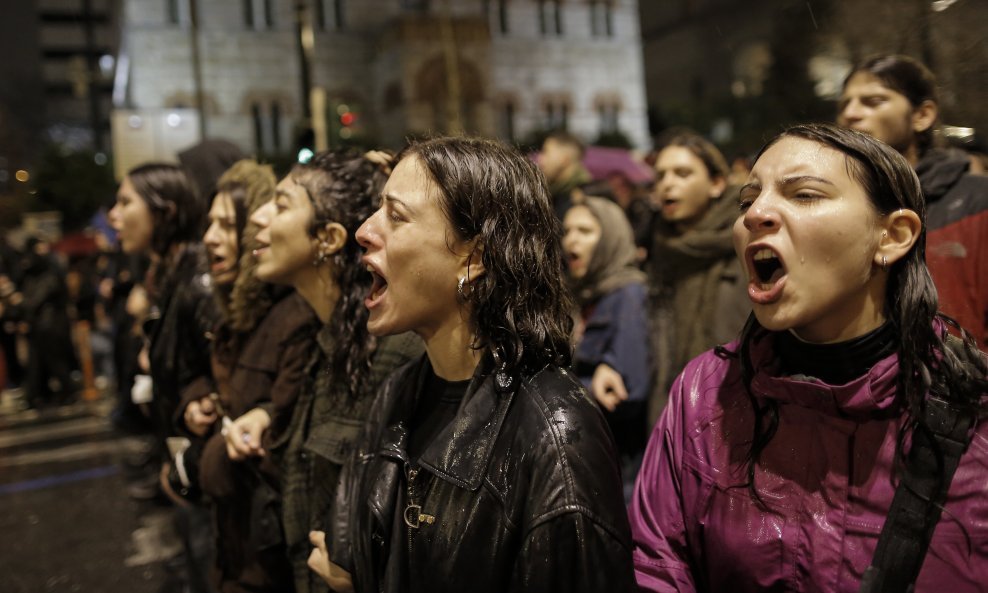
245,0,274,29
251,103,264,152
314,0,344,31
498,0,509,33
498,100,516,142
538,0,562,36
167,0,191,25
544,98,569,130
271,103,282,151
590,1,613,37
598,103,619,135
484,0,509,34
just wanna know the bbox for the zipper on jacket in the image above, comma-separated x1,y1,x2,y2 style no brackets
403,466,435,532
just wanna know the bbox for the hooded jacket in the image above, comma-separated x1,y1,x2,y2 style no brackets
333,354,637,593
569,197,653,455
917,148,988,344
629,333,988,593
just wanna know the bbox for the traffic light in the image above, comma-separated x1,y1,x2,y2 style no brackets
337,104,357,140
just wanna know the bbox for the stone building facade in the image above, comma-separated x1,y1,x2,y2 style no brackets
116,0,650,156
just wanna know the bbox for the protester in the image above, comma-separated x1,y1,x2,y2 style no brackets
175,159,314,593
630,124,988,592
563,196,652,495
646,132,749,424
10,237,79,408
234,151,421,593
838,54,988,345
320,137,636,593
538,130,592,220
108,162,218,593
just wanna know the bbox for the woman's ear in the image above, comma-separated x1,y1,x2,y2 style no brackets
709,176,727,199
459,243,486,285
877,209,922,269
912,99,938,135
316,222,348,256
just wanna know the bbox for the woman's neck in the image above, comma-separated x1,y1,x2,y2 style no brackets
421,313,482,381
293,266,339,324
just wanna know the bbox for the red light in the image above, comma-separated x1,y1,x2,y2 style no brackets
340,112,356,126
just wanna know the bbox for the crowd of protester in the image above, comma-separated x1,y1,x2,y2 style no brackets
2,53,988,593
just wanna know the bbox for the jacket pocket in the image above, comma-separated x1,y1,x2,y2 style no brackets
304,415,365,465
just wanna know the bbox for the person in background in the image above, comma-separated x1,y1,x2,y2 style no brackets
108,162,218,593
321,137,635,593
605,170,653,260
538,130,592,220
9,237,79,408
563,196,653,498
178,160,316,593
838,53,988,345
630,123,988,593
646,132,749,425
237,151,421,593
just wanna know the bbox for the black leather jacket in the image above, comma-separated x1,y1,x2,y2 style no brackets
333,354,636,593
146,244,217,445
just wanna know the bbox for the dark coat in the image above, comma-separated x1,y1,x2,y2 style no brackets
182,291,319,593
333,354,637,593
146,244,217,446
277,331,422,593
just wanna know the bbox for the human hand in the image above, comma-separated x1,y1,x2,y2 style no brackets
224,408,271,461
591,363,628,412
183,395,218,437
307,530,354,593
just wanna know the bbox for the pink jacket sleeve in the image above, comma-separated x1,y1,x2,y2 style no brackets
628,372,698,592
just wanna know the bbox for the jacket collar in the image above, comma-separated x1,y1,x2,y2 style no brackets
746,331,901,419
377,351,517,491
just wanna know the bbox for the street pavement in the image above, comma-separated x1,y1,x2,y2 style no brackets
0,390,172,593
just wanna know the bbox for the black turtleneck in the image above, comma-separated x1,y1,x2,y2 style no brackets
776,322,898,385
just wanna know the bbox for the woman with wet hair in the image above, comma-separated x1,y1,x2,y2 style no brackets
175,160,318,593
319,137,635,593
239,151,421,593
563,196,652,495
647,132,749,425
630,123,988,592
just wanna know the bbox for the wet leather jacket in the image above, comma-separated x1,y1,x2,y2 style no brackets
630,332,988,592
333,354,637,593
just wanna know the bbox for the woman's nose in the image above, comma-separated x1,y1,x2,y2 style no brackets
355,211,378,249
743,198,780,232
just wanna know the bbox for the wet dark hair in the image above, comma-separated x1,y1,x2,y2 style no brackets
397,136,574,375
126,163,203,257
658,132,729,180
844,54,940,153
735,123,987,504
290,150,388,397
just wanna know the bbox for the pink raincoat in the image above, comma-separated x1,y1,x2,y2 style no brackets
630,332,988,592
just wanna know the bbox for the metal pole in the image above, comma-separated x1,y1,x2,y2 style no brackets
440,0,464,135
189,0,207,138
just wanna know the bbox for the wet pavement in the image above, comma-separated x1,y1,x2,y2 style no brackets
0,391,171,593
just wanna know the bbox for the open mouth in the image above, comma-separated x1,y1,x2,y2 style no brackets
746,246,787,304
366,264,388,306
209,252,230,273
752,248,785,289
